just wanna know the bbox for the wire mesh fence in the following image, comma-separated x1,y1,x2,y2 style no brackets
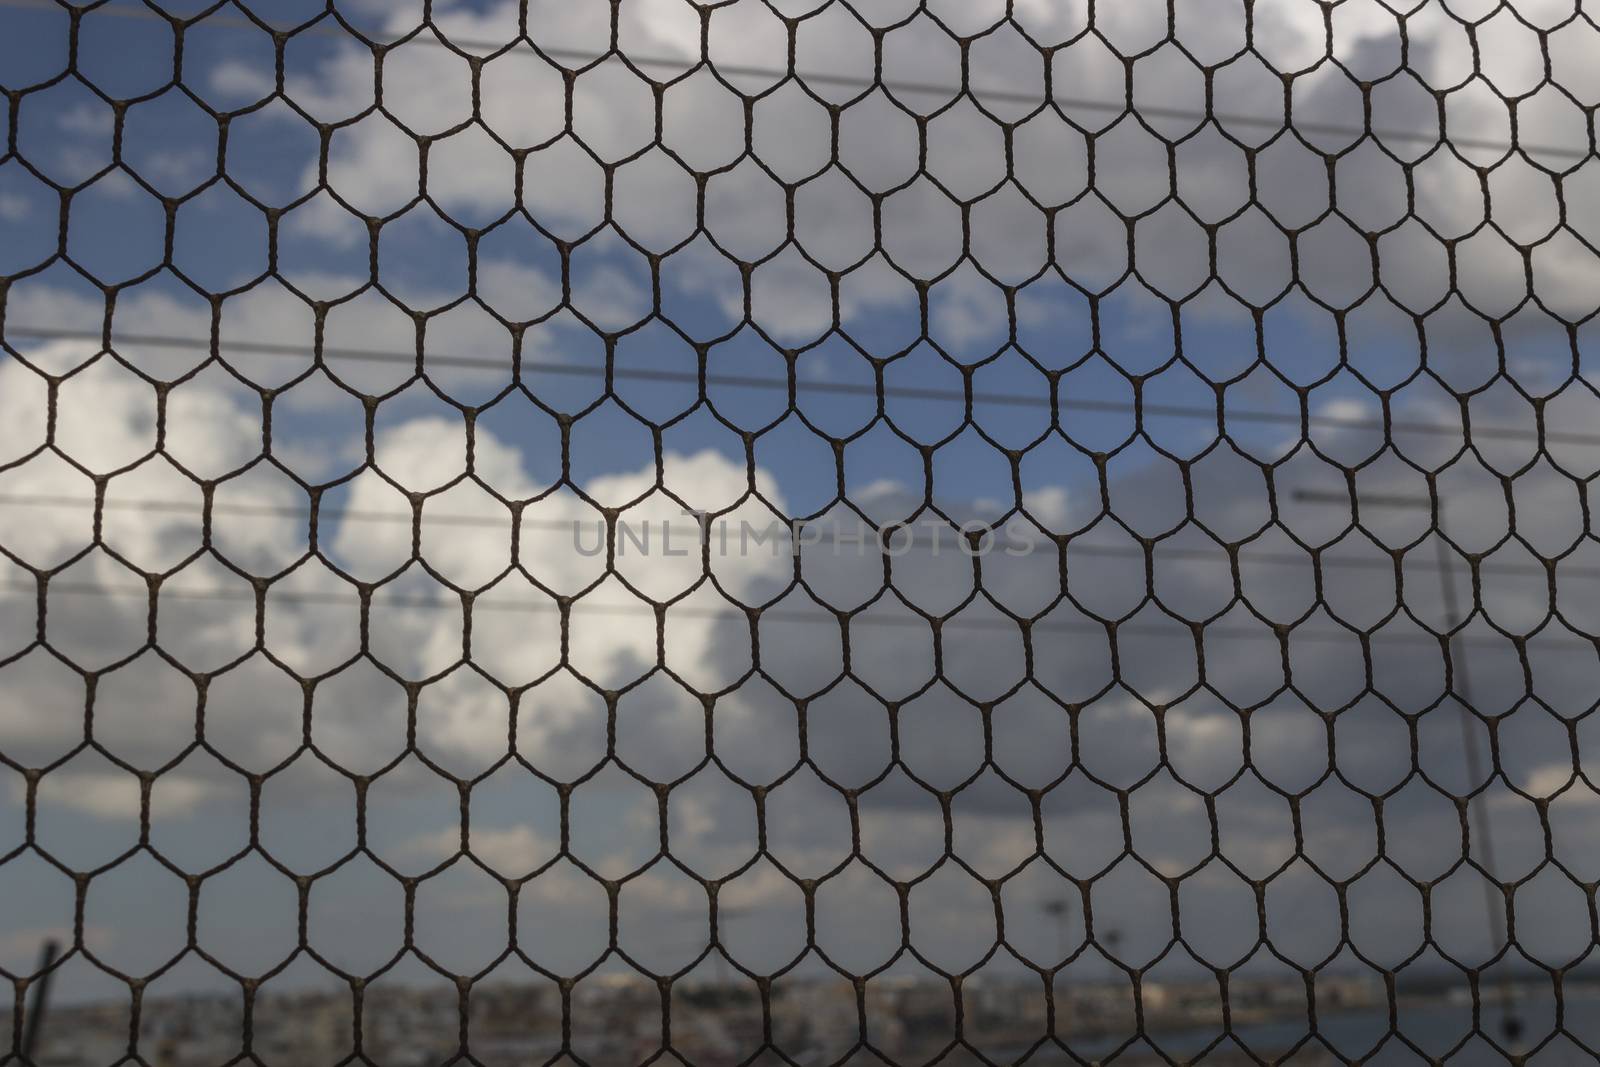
2,0,1600,1064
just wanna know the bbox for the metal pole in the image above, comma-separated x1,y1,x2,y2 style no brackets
1043,899,1071,963
20,939,60,1063
1292,490,1521,1042
1431,515,1522,1043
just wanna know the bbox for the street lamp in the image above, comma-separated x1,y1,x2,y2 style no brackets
1292,488,1522,1044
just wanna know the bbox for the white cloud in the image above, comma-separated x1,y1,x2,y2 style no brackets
1513,763,1597,803
0,309,799,811
402,823,553,874
58,102,113,135
23,767,217,820
207,58,275,102
256,0,1593,357
1020,486,1070,529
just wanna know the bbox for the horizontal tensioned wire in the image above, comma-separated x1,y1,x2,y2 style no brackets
5,326,1595,447
0,491,1596,580
7,578,1594,650
0,0,1592,162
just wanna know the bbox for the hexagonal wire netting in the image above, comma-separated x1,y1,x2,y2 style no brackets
3,0,1600,1064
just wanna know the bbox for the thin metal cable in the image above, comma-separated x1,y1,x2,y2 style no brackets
5,326,1589,446
4,491,1598,580
0,0,1589,160
6,578,1593,650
